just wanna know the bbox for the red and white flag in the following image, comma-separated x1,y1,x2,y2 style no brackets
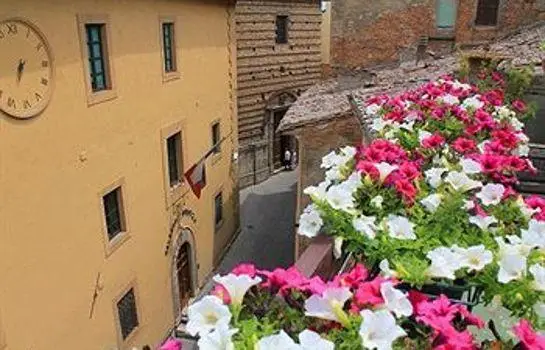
185,159,207,198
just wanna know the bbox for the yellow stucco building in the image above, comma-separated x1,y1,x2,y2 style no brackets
0,0,239,349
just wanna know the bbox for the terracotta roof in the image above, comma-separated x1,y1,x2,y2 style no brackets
278,22,545,132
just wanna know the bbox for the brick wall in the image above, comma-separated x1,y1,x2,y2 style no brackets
331,0,544,70
294,114,363,258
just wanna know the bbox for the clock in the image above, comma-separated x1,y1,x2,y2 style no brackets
0,18,53,119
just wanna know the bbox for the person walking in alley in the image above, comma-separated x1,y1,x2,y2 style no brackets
284,148,292,170
291,150,297,169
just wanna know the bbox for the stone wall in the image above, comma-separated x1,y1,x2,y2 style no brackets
331,0,545,70
294,114,363,258
236,0,322,188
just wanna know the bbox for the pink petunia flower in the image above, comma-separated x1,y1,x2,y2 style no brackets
513,319,545,350
351,276,387,309
452,137,477,154
231,263,258,277
356,161,380,180
395,179,417,203
211,284,231,304
422,133,446,149
331,263,369,289
512,99,527,113
160,338,183,350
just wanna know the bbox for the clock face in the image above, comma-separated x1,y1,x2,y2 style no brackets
0,19,53,119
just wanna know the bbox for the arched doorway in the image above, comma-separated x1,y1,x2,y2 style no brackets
266,91,298,171
175,242,192,308
171,228,197,322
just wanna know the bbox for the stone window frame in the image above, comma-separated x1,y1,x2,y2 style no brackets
159,15,181,83
473,0,502,28
98,177,131,258
76,14,118,106
160,121,188,208
112,279,141,347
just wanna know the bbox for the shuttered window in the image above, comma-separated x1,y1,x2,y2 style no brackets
167,132,182,187
162,22,176,72
102,187,124,240
85,24,109,91
275,15,289,44
475,0,499,26
214,192,223,227
211,122,221,154
117,288,139,340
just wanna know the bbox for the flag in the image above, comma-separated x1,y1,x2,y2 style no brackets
185,159,206,198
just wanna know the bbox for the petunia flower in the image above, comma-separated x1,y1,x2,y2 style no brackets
186,296,232,336
426,247,463,280
529,264,545,291
352,215,378,239
359,309,406,350
213,273,262,306
453,245,493,272
420,193,442,213
321,151,343,169
304,287,352,325
197,323,238,350
374,162,398,182
469,215,498,231
298,330,335,350
298,206,323,238
256,330,298,350
461,95,484,110
379,259,397,278
445,171,482,192
303,181,328,201
384,214,416,240
325,184,355,213
476,183,505,206
460,158,481,174
160,338,183,350
497,253,527,284
380,281,413,318
521,219,545,249
512,319,545,350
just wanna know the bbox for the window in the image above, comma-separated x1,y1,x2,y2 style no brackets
167,132,182,187
275,15,289,44
116,288,139,340
162,22,176,72
211,122,221,154
214,192,223,227
85,24,110,91
475,0,499,26
102,187,125,240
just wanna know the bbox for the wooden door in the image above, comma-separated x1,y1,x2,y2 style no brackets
176,243,192,307
436,0,457,29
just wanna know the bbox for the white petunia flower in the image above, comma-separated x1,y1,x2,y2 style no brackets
375,162,398,182
463,200,475,211
380,281,413,318
298,206,323,238
427,247,463,280
325,184,355,213
303,181,329,201
372,118,391,132
340,146,357,158
529,264,545,291
445,171,483,192
186,296,232,336
469,215,498,231
333,237,344,260
342,171,362,194
325,167,343,183
425,167,448,188
454,245,494,272
379,259,398,278
321,151,343,169
298,330,335,350
418,130,433,144
365,103,381,117
476,183,505,206
462,96,484,110
517,197,541,220
256,330,298,350
305,287,352,323
497,254,527,284
510,117,524,131
359,309,406,350
353,215,378,239
197,323,238,350
370,195,384,209
515,144,530,157
400,121,415,131
521,219,545,249
420,194,442,213
438,94,460,105
384,215,416,240
535,302,545,318
213,274,262,306
460,158,482,174
494,106,515,120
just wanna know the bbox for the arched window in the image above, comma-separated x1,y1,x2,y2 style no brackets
475,0,499,26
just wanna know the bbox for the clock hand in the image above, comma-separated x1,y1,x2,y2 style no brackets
16,59,25,83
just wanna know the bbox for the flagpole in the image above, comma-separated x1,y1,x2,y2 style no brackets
169,130,235,208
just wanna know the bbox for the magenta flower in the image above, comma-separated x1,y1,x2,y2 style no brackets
160,338,183,350
332,263,369,289
211,284,231,304
512,99,527,113
422,133,446,149
394,179,417,204
352,276,387,309
231,263,257,277
398,161,420,181
452,137,477,154
356,161,379,180
513,319,545,350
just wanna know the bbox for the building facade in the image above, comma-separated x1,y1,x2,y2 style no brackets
331,0,545,70
0,1,239,349
236,0,322,187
